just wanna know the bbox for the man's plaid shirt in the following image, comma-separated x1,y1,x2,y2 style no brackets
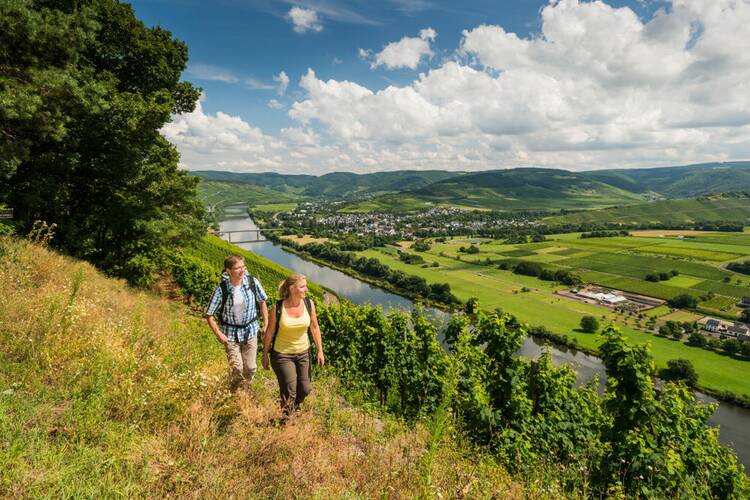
205,273,268,343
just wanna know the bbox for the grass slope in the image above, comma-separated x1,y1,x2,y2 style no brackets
0,237,528,498
546,193,750,225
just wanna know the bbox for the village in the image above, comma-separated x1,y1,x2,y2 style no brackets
271,204,541,239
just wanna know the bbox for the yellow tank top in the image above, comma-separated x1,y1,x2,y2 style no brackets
274,302,311,354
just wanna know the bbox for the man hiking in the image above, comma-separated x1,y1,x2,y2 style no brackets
206,255,268,391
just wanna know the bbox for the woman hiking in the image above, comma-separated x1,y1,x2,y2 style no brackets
262,274,324,419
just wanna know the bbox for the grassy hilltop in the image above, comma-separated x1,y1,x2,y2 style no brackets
0,236,524,498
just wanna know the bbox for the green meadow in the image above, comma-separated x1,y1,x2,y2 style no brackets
355,231,750,398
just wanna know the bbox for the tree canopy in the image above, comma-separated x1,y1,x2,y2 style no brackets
1,0,205,285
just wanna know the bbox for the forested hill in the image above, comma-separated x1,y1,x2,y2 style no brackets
581,161,750,198
191,169,463,198
402,167,646,210
195,162,750,212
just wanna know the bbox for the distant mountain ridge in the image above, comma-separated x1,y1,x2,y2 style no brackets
192,161,750,211
191,169,463,198
580,161,750,198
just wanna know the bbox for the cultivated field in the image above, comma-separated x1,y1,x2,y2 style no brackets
357,230,750,397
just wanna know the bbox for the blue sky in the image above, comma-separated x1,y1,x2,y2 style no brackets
130,0,750,174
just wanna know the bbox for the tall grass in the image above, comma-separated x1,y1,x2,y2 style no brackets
0,236,531,498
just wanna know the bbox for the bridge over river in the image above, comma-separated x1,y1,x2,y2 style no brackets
215,227,284,243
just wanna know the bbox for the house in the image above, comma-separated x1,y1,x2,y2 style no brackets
726,323,750,338
737,297,750,308
704,319,721,332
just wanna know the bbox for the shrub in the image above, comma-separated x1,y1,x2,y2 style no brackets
513,261,542,277
668,293,697,309
580,315,599,333
687,332,707,347
659,359,698,386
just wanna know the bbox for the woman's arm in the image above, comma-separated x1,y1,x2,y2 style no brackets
261,304,277,370
309,301,324,367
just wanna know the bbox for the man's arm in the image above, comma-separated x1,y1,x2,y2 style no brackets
206,315,228,346
205,285,228,346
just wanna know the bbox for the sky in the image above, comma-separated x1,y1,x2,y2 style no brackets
129,0,750,175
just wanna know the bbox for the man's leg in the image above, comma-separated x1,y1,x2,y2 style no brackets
240,337,258,390
270,352,298,415
225,342,244,391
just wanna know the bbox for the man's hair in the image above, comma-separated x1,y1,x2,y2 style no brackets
224,254,244,270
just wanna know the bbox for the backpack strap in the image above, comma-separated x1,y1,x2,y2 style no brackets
270,297,314,352
217,276,260,328
218,280,230,320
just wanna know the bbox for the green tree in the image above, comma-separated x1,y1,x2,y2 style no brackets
659,359,698,386
687,331,706,347
580,315,599,333
668,293,697,309
1,0,205,285
722,338,741,357
741,308,750,323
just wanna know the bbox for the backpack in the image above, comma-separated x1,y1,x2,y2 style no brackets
217,274,262,328
270,296,312,352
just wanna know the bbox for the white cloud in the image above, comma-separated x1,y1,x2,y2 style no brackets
267,99,285,110
186,63,238,83
274,71,290,95
168,1,750,174
288,6,323,33
333,57,343,65
370,27,438,69
245,77,275,90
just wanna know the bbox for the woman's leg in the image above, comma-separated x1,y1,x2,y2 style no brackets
294,351,312,407
270,352,297,415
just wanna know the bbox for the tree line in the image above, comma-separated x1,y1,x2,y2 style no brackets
1,0,206,286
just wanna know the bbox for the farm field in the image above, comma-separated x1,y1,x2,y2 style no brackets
544,194,750,225
355,243,750,398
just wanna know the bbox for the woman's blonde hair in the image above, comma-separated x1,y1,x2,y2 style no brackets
278,273,306,300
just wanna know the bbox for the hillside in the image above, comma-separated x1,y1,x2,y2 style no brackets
545,192,750,225
0,236,525,498
582,161,750,198
191,170,463,200
344,168,645,212
195,162,750,214
197,180,300,213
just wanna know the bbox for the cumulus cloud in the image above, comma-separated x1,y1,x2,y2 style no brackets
168,1,750,174
369,27,438,69
286,0,750,170
288,6,323,33
267,99,285,110
274,71,290,95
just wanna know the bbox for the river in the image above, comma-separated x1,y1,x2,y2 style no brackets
220,213,750,467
